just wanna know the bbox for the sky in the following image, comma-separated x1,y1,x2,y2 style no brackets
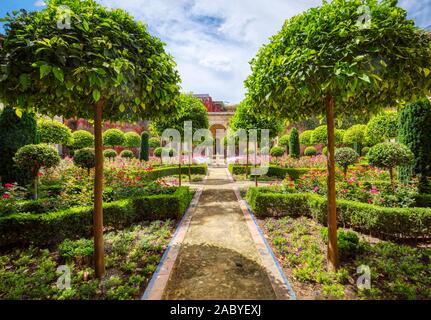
1,0,430,104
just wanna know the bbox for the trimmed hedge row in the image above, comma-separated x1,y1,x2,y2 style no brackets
246,187,431,239
0,187,193,247
415,194,431,208
228,164,323,180
143,164,207,180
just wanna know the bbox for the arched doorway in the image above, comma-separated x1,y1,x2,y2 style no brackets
210,124,226,160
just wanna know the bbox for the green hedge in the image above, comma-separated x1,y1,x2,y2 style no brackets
0,187,193,247
415,194,431,208
228,164,322,180
143,164,207,180
246,187,431,239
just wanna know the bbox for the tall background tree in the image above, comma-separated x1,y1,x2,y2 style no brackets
245,0,431,270
398,99,431,192
0,106,38,185
288,128,300,158
140,131,150,162
229,99,284,177
0,0,180,278
151,93,209,184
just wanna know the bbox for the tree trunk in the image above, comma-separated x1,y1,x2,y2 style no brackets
178,141,182,186
246,134,249,179
325,95,339,272
255,139,258,187
389,167,395,191
188,151,192,183
93,100,105,279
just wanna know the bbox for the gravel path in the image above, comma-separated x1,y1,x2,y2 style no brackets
163,167,277,300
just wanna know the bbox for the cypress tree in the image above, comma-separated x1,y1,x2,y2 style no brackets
398,99,431,192
289,128,300,158
140,132,149,161
0,106,37,185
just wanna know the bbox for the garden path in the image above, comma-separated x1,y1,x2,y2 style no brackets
159,167,293,300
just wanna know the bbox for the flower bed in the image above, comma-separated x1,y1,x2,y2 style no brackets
0,221,174,300
262,216,431,300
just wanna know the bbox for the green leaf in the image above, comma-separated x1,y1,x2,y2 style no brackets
82,20,90,32
92,89,101,102
19,74,30,89
15,109,22,118
119,103,125,112
359,74,370,83
134,97,141,105
424,68,430,78
52,67,64,82
39,65,52,79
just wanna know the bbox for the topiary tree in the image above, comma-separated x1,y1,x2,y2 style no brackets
311,125,344,145
0,106,37,185
245,0,431,270
361,147,370,156
278,134,290,155
304,146,317,157
120,150,134,160
14,144,60,199
37,119,72,146
0,0,180,278
123,131,141,149
289,127,300,158
154,147,163,160
365,112,398,146
103,149,117,162
270,146,285,159
70,130,94,150
398,99,431,192
103,129,125,148
140,132,150,162
334,147,359,177
343,124,367,155
149,137,161,149
230,99,284,178
299,130,313,146
151,93,209,184
367,142,413,189
73,148,95,176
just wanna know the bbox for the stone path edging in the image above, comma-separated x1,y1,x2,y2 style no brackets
226,168,297,300
141,172,208,300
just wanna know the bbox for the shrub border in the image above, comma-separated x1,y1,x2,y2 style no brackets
246,187,431,239
228,164,324,180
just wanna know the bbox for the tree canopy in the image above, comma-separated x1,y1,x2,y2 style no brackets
245,0,431,121
0,0,180,121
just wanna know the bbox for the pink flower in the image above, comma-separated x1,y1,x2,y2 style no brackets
4,183,13,188
2,194,10,199
313,186,319,193
341,189,348,194
368,199,373,204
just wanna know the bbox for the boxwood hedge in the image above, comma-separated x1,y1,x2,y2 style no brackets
143,164,207,180
228,164,322,180
246,187,431,240
0,187,192,247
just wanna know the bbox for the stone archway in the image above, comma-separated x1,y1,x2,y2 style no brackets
210,123,226,157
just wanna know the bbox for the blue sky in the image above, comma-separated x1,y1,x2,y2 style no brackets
1,0,430,104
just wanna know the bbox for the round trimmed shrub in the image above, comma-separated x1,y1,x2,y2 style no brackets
120,150,134,159
367,142,413,187
365,112,398,145
103,149,117,161
299,130,313,145
71,130,94,150
149,137,161,149
13,144,60,198
334,147,359,176
73,148,95,175
124,131,141,148
270,146,285,158
304,146,317,156
343,124,367,154
279,135,290,148
37,119,72,145
311,125,344,145
154,147,163,158
103,129,125,147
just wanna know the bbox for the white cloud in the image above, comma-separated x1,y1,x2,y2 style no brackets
34,0,46,7
97,0,430,104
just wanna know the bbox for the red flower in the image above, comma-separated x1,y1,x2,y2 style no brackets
37,172,44,177
288,183,295,187
2,194,10,199
4,183,13,188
